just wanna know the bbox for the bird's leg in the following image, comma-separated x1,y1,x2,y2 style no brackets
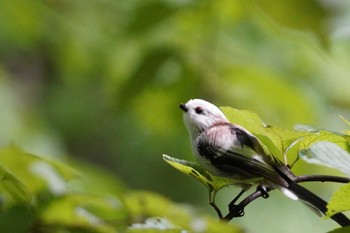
256,185,269,198
224,187,274,222
227,189,246,217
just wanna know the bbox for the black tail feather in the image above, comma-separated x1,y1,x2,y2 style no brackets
287,181,350,226
273,165,350,226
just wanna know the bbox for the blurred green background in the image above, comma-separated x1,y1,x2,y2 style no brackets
1,0,350,232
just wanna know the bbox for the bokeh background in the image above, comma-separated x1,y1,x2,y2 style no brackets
1,0,350,232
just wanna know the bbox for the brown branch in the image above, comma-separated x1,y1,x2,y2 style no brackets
294,175,350,184
221,174,350,226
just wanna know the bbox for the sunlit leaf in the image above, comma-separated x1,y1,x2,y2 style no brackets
163,154,258,192
299,142,350,176
162,154,261,205
298,131,348,150
221,107,310,162
221,107,267,132
327,183,350,216
123,191,190,224
40,194,124,233
30,161,68,195
0,146,77,199
221,107,280,156
0,164,32,203
223,107,350,171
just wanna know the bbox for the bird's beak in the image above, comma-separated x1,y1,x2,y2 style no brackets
179,103,188,112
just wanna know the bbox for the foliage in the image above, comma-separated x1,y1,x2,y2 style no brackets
1,0,350,233
0,145,241,233
164,107,350,232
328,226,350,233
327,183,350,217
163,154,262,208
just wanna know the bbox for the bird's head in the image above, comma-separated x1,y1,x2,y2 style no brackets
179,99,229,139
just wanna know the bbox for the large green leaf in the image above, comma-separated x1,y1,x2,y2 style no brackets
220,107,266,133
163,154,261,205
221,107,310,163
221,107,350,170
163,154,234,192
299,142,350,176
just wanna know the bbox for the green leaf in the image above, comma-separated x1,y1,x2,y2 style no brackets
0,146,78,206
221,107,281,157
162,154,262,205
221,107,309,162
327,226,350,233
299,141,350,176
162,154,235,192
298,130,348,151
0,164,32,203
40,194,123,233
327,183,350,216
221,107,267,132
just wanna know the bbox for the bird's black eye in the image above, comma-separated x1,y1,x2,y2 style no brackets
195,107,204,114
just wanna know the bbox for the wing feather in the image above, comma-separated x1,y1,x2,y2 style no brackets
196,123,288,187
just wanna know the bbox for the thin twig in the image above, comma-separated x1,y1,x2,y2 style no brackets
222,175,350,226
295,175,350,184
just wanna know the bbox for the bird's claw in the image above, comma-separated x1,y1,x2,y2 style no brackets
229,204,245,217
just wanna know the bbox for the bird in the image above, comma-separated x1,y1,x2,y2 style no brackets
179,98,350,226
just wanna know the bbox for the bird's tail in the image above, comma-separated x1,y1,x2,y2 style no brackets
287,181,350,226
273,165,350,227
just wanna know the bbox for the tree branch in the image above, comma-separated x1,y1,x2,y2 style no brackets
221,174,350,225
294,175,350,184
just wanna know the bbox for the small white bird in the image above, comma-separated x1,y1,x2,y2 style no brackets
179,98,293,196
179,99,349,225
